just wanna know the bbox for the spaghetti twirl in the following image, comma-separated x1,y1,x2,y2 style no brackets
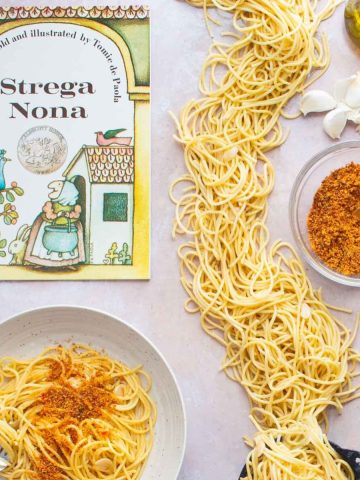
0,344,156,480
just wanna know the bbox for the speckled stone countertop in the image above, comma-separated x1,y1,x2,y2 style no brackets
1,2,359,479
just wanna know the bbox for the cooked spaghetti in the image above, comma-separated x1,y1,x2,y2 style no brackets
243,417,354,479
171,0,360,431
0,344,156,480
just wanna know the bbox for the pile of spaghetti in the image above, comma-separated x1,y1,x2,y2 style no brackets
243,417,355,479
171,0,360,477
0,344,156,480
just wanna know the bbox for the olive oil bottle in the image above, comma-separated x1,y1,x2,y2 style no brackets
345,0,360,45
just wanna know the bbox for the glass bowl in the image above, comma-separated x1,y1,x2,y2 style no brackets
289,141,360,287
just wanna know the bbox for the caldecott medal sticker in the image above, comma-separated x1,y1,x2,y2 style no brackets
0,6,150,280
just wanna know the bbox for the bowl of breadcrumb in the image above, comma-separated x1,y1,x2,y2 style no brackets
290,141,360,287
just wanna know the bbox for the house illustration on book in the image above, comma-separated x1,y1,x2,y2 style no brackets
63,145,134,265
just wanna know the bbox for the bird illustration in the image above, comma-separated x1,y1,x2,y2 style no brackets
0,149,11,190
95,129,132,147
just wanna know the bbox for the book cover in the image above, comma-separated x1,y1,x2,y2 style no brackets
0,6,150,280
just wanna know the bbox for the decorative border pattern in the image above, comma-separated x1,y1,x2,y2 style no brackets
0,6,150,20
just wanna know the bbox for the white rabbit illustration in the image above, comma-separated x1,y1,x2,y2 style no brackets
8,224,31,265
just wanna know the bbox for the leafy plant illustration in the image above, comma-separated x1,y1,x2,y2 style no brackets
0,184,24,225
0,150,24,226
0,233,7,258
104,242,132,265
118,243,131,264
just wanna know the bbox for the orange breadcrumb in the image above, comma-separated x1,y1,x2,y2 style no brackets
308,162,360,275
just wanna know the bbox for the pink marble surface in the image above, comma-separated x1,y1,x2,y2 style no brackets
0,2,359,479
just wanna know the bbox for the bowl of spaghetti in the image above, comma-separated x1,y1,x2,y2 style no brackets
290,141,360,287
0,306,186,480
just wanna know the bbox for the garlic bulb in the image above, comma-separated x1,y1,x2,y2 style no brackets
300,90,337,115
323,108,349,139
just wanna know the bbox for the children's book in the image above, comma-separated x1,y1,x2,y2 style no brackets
0,6,150,280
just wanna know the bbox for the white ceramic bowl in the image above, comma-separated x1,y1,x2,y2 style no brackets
0,306,186,479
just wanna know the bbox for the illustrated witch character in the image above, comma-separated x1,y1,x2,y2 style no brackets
12,178,86,267
7,130,134,268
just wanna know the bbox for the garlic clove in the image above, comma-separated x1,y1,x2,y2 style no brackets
323,107,349,139
300,90,337,115
344,72,360,108
253,438,266,457
95,458,113,473
223,146,238,161
334,75,356,103
68,377,82,388
301,303,311,319
348,109,360,123
337,101,351,111
114,384,126,397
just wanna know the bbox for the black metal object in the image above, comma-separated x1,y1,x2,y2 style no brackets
239,464,247,479
331,442,360,479
239,443,360,480
0,448,9,472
